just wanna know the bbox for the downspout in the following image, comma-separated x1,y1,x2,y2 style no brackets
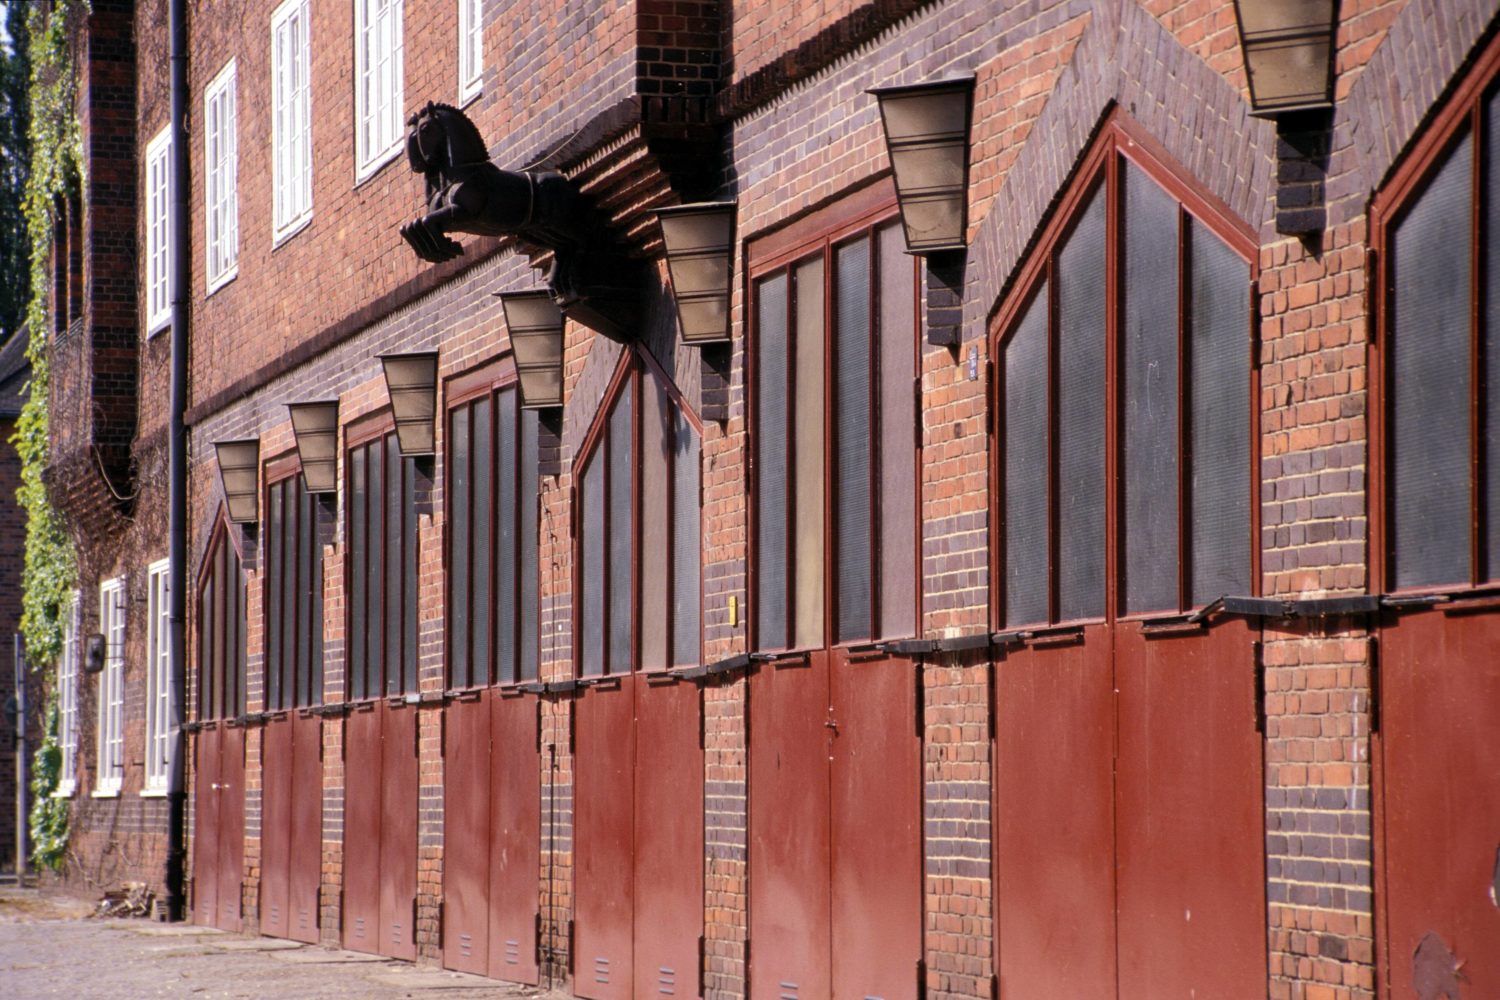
165,0,190,921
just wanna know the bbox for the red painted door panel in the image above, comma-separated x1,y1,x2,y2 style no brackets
260,719,293,938
992,628,1116,999
488,691,541,985
1113,619,1265,1000
343,705,383,953
217,725,246,932
1378,607,1500,999
633,677,704,1000
829,650,922,1000
749,653,832,1000
289,713,323,943
194,726,221,928
444,696,491,974
380,702,419,961
574,679,636,999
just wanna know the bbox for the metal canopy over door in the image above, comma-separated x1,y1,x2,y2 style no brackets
259,713,320,942
343,701,418,959
989,125,1264,999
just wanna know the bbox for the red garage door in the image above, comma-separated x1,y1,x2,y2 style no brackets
343,701,418,959
195,723,245,932
442,691,541,984
259,713,321,942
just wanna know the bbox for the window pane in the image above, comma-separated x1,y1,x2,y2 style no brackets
1057,187,1107,621
581,451,605,676
1485,89,1500,581
878,224,917,638
672,412,701,667
496,390,518,684
369,439,386,694
267,481,284,710
200,577,215,720
756,274,790,650
403,452,418,693
793,257,825,650
214,540,227,717
1392,131,1473,588
519,408,540,681
350,445,368,698
308,488,324,707
235,545,247,715
640,379,672,670
608,388,634,673
835,238,873,642
1122,162,1181,614
385,435,404,695
449,408,470,688
1003,284,1050,628
297,484,315,706
471,399,493,686
1188,220,1251,605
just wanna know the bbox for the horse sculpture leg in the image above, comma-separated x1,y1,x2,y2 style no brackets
400,207,466,263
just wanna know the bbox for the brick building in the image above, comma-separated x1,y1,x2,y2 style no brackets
35,1,1500,998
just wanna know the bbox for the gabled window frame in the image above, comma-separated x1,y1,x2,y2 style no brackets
271,0,314,244
457,0,483,106
144,559,172,795
195,515,249,723
204,59,239,293
55,590,81,798
354,0,405,182
986,111,1260,630
444,357,544,691
573,348,704,679
94,575,127,797
144,126,172,336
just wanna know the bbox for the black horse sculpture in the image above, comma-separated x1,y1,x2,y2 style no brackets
399,102,638,341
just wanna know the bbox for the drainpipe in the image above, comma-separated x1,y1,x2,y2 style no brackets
165,0,190,921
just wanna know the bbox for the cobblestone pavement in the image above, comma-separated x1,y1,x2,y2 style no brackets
0,889,567,1000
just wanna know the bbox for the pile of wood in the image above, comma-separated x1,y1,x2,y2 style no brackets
93,882,153,918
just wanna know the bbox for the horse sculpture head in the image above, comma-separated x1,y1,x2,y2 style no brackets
405,101,490,177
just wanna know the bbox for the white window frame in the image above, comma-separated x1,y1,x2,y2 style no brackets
204,60,239,293
144,127,172,336
458,0,483,105
271,0,313,243
55,591,81,798
94,576,127,797
354,0,405,180
144,560,172,796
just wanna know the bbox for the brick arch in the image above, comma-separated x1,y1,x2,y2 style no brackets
1329,0,1500,226
962,0,1274,341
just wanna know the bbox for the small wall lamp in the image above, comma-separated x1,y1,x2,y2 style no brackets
869,76,976,254
1232,1,1338,116
657,202,736,345
286,401,340,493
497,291,566,410
213,439,261,524
379,352,440,456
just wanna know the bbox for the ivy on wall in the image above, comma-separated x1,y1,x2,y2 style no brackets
14,0,89,871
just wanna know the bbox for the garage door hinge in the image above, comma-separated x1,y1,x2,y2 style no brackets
415,717,422,758
917,958,927,1000
699,697,706,750
698,934,707,996
1253,640,1266,733
915,664,925,739
1367,635,1381,734
439,712,447,757
436,899,444,949
567,919,575,974
985,659,996,743
534,912,543,966
338,891,344,932
535,701,543,753
412,898,419,947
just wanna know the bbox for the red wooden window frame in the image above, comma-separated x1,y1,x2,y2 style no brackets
263,460,324,710
987,111,1261,628
1369,33,1500,596
345,418,420,699
444,357,543,690
195,514,248,721
746,180,923,653
573,348,704,678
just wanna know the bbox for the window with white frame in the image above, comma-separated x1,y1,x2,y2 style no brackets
96,577,127,796
56,591,81,797
355,0,405,178
272,0,313,241
145,560,172,794
205,61,239,291
458,0,483,103
145,127,172,335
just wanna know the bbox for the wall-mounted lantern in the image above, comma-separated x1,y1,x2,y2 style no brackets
286,401,340,493
1232,1,1338,116
497,291,565,410
379,352,440,456
213,439,260,523
657,202,736,345
869,76,976,254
